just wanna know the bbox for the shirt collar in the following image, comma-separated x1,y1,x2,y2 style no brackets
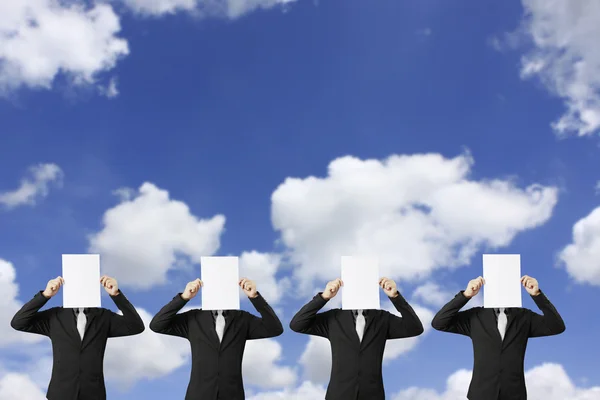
212,310,228,317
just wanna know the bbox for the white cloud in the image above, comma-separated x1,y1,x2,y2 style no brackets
514,0,600,137
246,381,326,400
121,0,297,19
104,308,190,387
558,206,600,286
0,163,63,209
271,153,558,295
392,363,600,400
100,77,119,98
298,336,329,383
88,182,226,289
240,251,289,304
0,259,44,347
243,339,297,388
0,372,45,400
411,282,454,307
0,1,128,95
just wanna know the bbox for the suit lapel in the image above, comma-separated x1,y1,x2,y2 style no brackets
219,312,238,351
81,309,100,350
198,311,220,351
338,310,360,348
482,308,502,343
59,309,83,346
359,310,377,349
501,308,518,349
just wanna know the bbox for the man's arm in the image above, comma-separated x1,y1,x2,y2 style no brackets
246,292,284,339
386,292,424,339
149,293,192,338
430,291,475,336
289,293,331,338
10,291,55,336
528,290,566,337
107,290,145,337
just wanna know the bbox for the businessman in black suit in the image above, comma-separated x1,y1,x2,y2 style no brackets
10,275,145,400
431,275,566,400
149,277,283,400
289,277,424,400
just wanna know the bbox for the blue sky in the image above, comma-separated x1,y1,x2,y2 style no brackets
1,0,600,399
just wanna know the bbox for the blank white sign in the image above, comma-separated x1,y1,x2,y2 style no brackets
201,256,240,310
341,256,380,310
62,254,101,308
483,254,522,308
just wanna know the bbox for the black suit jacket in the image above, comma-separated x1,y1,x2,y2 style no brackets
10,290,145,400
289,292,424,400
431,290,566,400
149,292,283,400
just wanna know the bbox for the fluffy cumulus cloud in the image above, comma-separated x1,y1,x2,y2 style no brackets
392,363,600,400
88,182,226,289
103,308,190,387
0,1,128,94
121,0,297,19
271,153,558,294
242,339,297,388
411,282,455,307
515,0,600,136
0,163,63,209
0,372,45,400
0,259,45,347
558,206,600,286
0,260,50,398
246,381,326,400
240,251,289,304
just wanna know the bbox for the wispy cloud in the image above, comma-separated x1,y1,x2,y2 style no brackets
0,163,63,209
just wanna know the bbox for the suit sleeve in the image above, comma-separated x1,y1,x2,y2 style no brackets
528,290,566,337
107,290,145,337
289,293,331,338
386,292,424,339
246,293,284,339
149,293,192,338
431,291,475,336
10,291,55,337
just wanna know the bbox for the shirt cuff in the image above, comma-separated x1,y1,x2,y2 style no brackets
35,291,51,303
173,292,189,304
249,292,267,306
531,289,549,304
315,292,329,305
455,291,471,306
389,291,408,306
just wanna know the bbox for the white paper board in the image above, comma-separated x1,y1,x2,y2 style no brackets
62,254,101,308
201,256,240,310
483,254,522,308
341,256,380,310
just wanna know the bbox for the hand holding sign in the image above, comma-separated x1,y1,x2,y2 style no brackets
521,275,540,296
239,278,258,298
464,276,485,298
379,277,398,298
100,275,119,296
322,278,343,300
182,279,202,301
43,276,64,298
